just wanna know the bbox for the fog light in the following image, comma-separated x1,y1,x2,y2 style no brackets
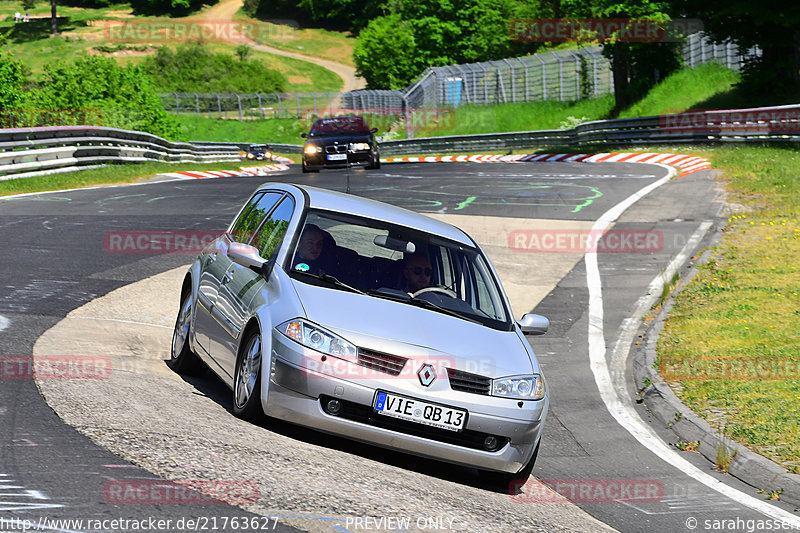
484,435,501,452
326,399,342,415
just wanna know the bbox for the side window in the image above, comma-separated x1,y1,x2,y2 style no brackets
229,192,283,244
251,197,295,259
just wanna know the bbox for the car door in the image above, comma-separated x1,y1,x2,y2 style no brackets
208,194,295,379
194,191,283,370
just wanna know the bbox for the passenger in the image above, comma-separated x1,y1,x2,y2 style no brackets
293,224,328,275
402,253,432,294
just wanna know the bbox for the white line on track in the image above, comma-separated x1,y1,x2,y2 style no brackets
0,315,8,333
585,163,800,526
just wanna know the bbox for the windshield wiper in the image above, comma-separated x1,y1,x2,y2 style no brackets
293,271,367,295
406,296,483,325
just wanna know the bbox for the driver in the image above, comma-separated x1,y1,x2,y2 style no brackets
402,253,432,294
293,224,328,275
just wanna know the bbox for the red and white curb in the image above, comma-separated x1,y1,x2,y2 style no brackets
162,163,290,180
381,153,711,177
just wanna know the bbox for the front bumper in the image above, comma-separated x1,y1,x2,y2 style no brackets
303,151,373,169
262,332,547,474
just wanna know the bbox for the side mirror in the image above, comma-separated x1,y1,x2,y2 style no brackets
370,128,378,134
228,242,269,275
519,314,549,336
300,133,308,138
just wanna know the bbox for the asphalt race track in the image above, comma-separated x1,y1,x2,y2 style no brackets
1,163,798,533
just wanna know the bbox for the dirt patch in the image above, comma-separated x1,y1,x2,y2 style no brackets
287,75,311,85
103,9,136,18
61,30,105,41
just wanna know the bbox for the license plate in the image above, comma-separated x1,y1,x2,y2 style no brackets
373,391,466,432
327,153,347,161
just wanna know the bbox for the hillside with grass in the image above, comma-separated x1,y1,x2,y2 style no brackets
0,0,353,92
174,62,746,144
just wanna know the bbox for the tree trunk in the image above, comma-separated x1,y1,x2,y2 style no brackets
611,44,630,114
50,0,58,35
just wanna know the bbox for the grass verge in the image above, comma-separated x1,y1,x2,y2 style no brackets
657,144,800,474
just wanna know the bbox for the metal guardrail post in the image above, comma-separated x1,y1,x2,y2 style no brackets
401,93,410,139
517,57,529,102
536,55,546,100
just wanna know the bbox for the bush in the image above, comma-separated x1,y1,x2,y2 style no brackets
140,43,287,94
0,53,25,110
23,55,180,139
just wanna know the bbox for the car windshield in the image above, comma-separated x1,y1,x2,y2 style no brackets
287,210,511,330
309,116,370,136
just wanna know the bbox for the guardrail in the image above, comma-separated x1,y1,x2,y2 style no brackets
378,105,800,155
0,126,244,181
2,106,798,180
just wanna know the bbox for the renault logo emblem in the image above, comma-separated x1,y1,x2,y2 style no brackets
417,364,436,387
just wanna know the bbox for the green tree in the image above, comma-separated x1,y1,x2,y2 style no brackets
673,0,800,98
355,0,522,89
26,55,179,138
0,53,25,110
353,14,419,89
557,0,679,112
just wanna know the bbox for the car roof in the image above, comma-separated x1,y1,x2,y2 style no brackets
261,183,473,246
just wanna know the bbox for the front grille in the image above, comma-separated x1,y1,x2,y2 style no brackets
447,368,491,395
319,395,507,451
325,144,346,154
357,348,406,376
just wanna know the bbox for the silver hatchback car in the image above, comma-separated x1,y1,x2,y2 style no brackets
170,183,550,486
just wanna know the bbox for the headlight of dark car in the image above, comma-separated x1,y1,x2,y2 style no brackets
304,145,322,155
350,143,371,151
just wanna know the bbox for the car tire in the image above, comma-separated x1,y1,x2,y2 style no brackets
480,440,540,492
167,291,205,375
302,161,319,173
232,329,265,422
367,152,381,169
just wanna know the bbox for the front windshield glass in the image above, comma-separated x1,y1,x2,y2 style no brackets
287,210,510,330
310,116,370,136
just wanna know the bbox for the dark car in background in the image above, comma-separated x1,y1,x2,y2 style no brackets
301,115,381,173
245,144,270,161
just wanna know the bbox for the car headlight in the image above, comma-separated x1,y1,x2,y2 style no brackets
491,375,545,400
350,143,370,151
304,145,320,155
278,319,357,363
247,153,254,159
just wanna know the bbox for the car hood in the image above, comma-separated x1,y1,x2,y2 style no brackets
306,134,372,145
291,281,535,378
